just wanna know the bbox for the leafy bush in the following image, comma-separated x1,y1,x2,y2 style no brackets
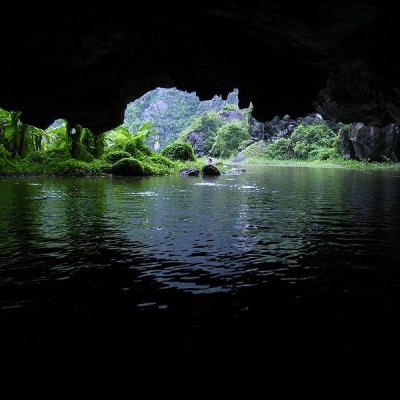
265,138,291,159
309,146,340,161
0,144,10,165
242,140,267,158
160,142,196,161
125,136,152,158
80,128,104,158
110,158,144,176
179,112,222,154
140,160,166,175
149,153,176,167
211,121,249,158
52,159,101,176
140,154,177,175
104,151,132,164
43,148,70,161
26,151,47,163
288,124,341,160
74,142,95,162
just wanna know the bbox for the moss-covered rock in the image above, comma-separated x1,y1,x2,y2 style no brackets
160,142,196,161
110,157,144,176
104,151,132,164
125,137,152,158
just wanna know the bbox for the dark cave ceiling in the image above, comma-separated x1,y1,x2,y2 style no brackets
1,1,399,133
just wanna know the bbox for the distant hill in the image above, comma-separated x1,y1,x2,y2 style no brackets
123,87,239,149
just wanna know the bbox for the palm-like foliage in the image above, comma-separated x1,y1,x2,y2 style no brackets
0,108,47,157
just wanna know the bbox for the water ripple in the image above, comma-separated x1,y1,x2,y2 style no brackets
1,167,400,307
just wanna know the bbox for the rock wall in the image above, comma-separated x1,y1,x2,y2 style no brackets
340,123,400,161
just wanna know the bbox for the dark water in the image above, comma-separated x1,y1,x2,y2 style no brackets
1,165,400,399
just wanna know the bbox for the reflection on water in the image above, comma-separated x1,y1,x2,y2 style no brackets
2,166,400,398
1,165,400,305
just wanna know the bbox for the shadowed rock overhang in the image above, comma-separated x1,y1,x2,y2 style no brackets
1,1,399,133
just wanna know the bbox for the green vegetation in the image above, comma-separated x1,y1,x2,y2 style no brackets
104,151,132,164
210,121,249,158
251,124,342,162
160,142,196,161
288,124,341,160
178,112,223,155
0,108,200,177
176,98,251,157
123,87,241,151
109,158,144,176
2,87,400,177
237,157,400,171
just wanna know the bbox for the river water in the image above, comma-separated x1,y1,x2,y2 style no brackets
1,165,400,399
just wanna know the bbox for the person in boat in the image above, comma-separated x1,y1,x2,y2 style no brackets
208,156,213,164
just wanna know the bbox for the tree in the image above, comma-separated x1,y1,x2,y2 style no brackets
160,142,196,161
211,121,249,158
0,108,46,158
288,124,341,160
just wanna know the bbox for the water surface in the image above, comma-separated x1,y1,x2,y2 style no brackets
1,165,400,398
